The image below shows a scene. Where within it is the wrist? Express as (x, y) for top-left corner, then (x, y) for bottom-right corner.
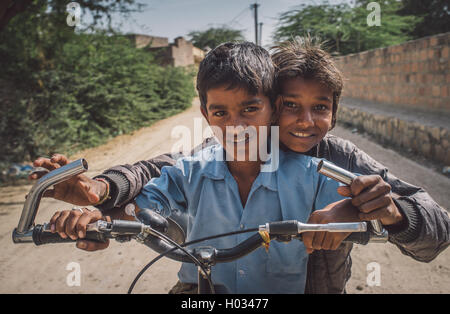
(391, 201), (406, 225)
(93, 178), (110, 205)
(89, 178), (106, 199)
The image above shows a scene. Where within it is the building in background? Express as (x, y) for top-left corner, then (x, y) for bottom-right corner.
(127, 34), (205, 67)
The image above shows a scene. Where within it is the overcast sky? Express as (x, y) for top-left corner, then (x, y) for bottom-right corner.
(109, 0), (348, 48)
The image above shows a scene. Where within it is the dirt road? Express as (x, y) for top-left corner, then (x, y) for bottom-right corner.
(1, 99), (449, 294)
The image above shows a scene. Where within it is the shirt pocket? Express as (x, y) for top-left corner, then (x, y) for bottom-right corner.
(265, 240), (308, 274)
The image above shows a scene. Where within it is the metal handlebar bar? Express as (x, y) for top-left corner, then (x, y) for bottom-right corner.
(27, 216), (369, 263)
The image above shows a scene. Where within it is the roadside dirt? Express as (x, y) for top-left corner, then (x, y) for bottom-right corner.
(1, 99), (448, 294)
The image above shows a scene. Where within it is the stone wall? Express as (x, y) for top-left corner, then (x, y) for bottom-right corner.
(338, 106), (450, 165)
(334, 32), (450, 114)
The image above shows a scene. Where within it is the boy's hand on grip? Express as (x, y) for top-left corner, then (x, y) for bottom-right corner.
(29, 154), (107, 206)
(49, 209), (110, 251)
(337, 175), (405, 226)
(303, 199), (361, 254)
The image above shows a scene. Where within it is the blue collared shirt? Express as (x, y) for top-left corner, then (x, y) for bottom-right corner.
(135, 144), (344, 293)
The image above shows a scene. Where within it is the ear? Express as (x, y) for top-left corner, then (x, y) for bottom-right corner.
(200, 105), (209, 123)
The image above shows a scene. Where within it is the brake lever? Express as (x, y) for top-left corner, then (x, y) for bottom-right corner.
(85, 220), (147, 241)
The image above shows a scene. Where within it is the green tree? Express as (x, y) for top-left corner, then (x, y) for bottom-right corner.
(273, 0), (421, 55)
(398, 0), (450, 38)
(0, 1), (196, 168)
(187, 26), (245, 49)
(0, 0), (143, 31)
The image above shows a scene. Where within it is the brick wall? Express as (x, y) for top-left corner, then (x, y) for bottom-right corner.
(334, 32), (450, 113)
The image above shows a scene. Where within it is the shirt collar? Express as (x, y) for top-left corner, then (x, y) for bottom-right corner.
(199, 144), (279, 192)
(199, 144), (227, 180)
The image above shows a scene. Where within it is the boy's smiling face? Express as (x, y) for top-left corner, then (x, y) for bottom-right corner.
(201, 86), (274, 162)
(277, 77), (334, 153)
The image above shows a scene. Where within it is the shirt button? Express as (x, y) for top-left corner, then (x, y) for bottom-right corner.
(239, 269), (245, 276)
(240, 224), (244, 229)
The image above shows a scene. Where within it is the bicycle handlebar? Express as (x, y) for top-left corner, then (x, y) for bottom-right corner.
(12, 158), (388, 267)
(29, 215), (371, 264)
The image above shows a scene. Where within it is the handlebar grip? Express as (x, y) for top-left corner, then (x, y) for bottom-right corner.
(267, 220), (299, 235)
(32, 224), (107, 246)
(342, 231), (370, 245)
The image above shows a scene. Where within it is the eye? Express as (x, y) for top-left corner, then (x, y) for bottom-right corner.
(283, 101), (298, 109)
(213, 111), (226, 117)
(313, 104), (330, 111)
(243, 106), (259, 113)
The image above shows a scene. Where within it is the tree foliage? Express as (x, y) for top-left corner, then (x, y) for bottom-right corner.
(0, 2), (196, 167)
(273, 0), (422, 55)
(187, 26), (245, 49)
(0, 0), (143, 31)
(398, 0), (450, 38)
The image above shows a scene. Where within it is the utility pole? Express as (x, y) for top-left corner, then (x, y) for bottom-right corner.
(259, 22), (263, 46)
(250, 2), (260, 45)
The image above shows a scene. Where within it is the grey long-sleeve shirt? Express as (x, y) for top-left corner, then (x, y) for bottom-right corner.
(95, 134), (450, 294)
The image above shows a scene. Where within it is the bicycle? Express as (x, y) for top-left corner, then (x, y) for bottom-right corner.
(12, 158), (388, 294)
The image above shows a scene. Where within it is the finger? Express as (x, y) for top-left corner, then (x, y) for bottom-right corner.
(359, 207), (390, 221)
(33, 158), (61, 171)
(65, 211), (83, 240)
(42, 189), (55, 198)
(302, 232), (314, 253)
(49, 211), (62, 233)
(76, 239), (110, 251)
(331, 233), (351, 250)
(28, 170), (49, 180)
(312, 231), (326, 251)
(350, 175), (382, 197)
(75, 213), (91, 239)
(321, 233), (335, 250)
(357, 196), (391, 214)
(50, 154), (70, 166)
(76, 210), (102, 239)
(352, 182), (391, 207)
(55, 210), (72, 238)
(337, 186), (352, 197)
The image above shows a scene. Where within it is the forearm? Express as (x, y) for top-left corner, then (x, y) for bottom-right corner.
(92, 138), (216, 212)
(94, 154), (177, 212)
(387, 191), (450, 262)
(319, 135), (450, 262)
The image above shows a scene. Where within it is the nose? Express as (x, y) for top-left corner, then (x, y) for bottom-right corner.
(228, 114), (248, 132)
(296, 109), (314, 128)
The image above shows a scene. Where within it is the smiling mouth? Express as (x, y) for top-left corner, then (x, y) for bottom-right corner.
(226, 133), (255, 145)
(290, 131), (315, 138)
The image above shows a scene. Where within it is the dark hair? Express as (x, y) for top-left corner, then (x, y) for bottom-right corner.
(197, 42), (276, 111)
(271, 36), (344, 129)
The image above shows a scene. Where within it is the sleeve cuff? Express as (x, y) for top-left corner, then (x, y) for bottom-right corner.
(387, 198), (422, 244)
(93, 171), (130, 213)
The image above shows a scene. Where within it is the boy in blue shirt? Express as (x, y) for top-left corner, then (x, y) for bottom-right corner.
(131, 42), (351, 293)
